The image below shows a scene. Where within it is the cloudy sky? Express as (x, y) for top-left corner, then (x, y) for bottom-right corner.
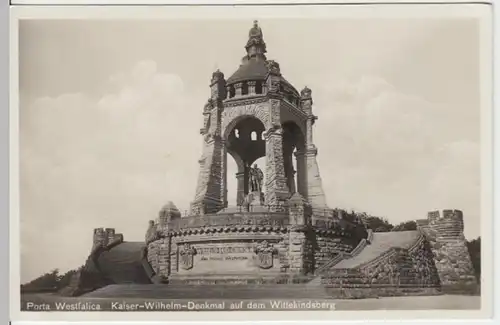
(19, 18), (481, 283)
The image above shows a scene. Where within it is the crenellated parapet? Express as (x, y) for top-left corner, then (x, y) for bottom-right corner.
(425, 209), (464, 239)
(92, 227), (124, 251)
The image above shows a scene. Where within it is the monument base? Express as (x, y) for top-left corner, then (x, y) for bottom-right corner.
(243, 191), (265, 210)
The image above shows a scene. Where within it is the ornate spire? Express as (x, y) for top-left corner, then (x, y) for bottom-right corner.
(245, 20), (267, 59)
(300, 86), (312, 99)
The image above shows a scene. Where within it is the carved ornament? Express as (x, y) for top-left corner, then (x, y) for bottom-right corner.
(179, 244), (197, 270)
(221, 103), (270, 139)
(254, 240), (277, 269)
(266, 60), (281, 75)
(223, 96), (267, 108)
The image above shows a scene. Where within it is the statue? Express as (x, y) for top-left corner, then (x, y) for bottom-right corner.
(249, 20), (263, 39)
(249, 163), (264, 193)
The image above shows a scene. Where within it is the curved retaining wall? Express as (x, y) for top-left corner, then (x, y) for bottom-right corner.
(321, 231), (441, 298)
(144, 210), (365, 283)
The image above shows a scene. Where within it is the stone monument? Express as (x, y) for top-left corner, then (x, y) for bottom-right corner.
(146, 20), (353, 284)
(67, 21), (478, 298)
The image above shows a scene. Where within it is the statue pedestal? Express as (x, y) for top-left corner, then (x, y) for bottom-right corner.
(244, 191), (265, 210)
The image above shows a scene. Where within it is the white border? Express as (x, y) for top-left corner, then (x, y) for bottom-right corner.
(8, 0), (495, 6)
(9, 3), (494, 322)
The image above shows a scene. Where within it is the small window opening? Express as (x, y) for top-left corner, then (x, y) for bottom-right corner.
(242, 83), (249, 96)
(251, 131), (257, 141)
(255, 82), (263, 94)
(235, 129), (240, 138)
(229, 86), (236, 98)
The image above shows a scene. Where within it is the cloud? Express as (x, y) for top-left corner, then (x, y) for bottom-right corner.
(20, 60), (203, 282)
(311, 76), (479, 236)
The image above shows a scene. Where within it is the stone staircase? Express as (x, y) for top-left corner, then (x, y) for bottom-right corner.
(309, 231), (421, 288)
(307, 230), (373, 286)
(317, 231), (439, 298)
(83, 284), (331, 299)
(332, 230), (419, 270)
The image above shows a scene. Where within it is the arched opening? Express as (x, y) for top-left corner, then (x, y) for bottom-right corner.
(226, 116), (266, 206)
(229, 85), (236, 98)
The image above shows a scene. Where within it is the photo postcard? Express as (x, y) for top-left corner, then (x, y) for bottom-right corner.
(9, 2), (494, 322)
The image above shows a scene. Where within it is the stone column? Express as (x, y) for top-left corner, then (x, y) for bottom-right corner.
(283, 150), (296, 194)
(220, 140), (228, 208)
(248, 81), (256, 95)
(305, 145), (328, 208)
(300, 86), (328, 209)
(190, 134), (225, 215)
(294, 150), (307, 198)
(236, 171), (246, 206)
(306, 118), (314, 146)
(264, 101), (290, 209)
(234, 83), (243, 96)
(288, 193), (313, 275)
(190, 71), (226, 215)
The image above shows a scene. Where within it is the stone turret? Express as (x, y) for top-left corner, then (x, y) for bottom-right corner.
(210, 69), (227, 102)
(428, 209), (464, 238)
(92, 227), (123, 251)
(92, 228), (107, 249)
(418, 209), (477, 291)
(105, 228), (116, 245)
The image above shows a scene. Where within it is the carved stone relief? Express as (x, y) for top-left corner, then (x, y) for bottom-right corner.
(221, 103), (270, 139)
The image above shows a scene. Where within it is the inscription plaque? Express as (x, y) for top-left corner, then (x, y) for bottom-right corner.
(176, 241), (279, 275)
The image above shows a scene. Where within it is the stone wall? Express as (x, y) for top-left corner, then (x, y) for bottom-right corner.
(407, 234), (441, 287)
(419, 210), (477, 291)
(313, 233), (357, 271)
(144, 208), (364, 282)
(168, 230), (289, 278)
(146, 237), (170, 279)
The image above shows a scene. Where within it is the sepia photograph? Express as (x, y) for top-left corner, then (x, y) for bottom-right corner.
(10, 3), (493, 321)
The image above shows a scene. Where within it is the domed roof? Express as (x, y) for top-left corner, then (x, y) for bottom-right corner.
(226, 57), (268, 84)
(226, 58), (298, 94)
(160, 201), (179, 212)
